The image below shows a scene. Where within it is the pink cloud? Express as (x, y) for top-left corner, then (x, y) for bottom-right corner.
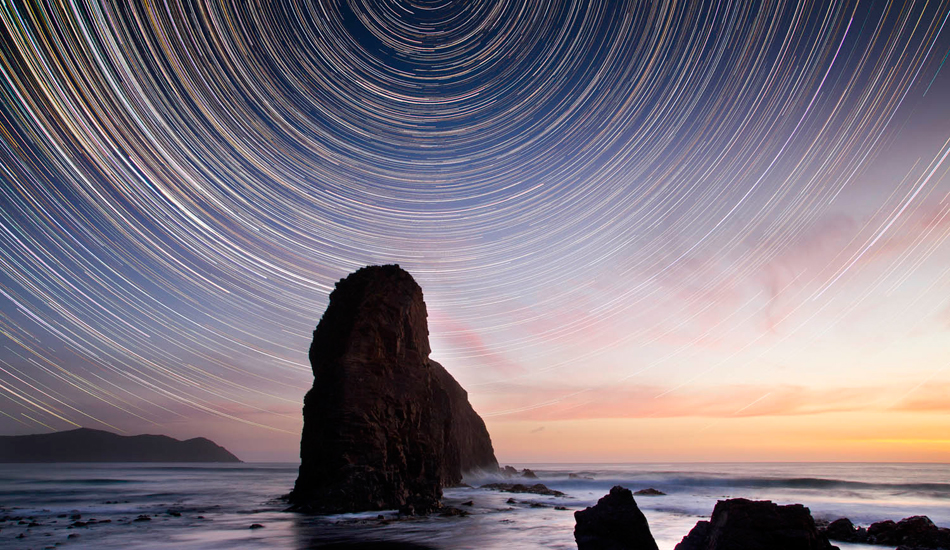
(756, 213), (857, 331)
(889, 382), (950, 412)
(427, 309), (525, 376)
(483, 382), (890, 421)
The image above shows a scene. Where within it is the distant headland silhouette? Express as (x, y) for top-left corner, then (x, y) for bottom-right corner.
(0, 427), (241, 463)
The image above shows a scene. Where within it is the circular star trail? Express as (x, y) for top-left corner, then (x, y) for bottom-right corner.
(1, 1), (949, 453)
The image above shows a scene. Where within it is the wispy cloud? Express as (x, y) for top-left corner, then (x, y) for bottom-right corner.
(483, 381), (929, 421)
(428, 309), (525, 376)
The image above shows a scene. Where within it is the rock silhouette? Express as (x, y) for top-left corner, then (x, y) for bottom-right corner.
(574, 486), (659, 550)
(289, 265), (498, 514)
(675, 498), (837, 550)
(0, 428), (240, 462)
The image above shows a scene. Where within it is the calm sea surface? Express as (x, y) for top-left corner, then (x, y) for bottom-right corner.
(1, 462), (947, 549)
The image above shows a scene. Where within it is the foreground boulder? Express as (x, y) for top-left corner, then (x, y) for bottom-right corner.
(819, 515), (950, 548)
(288, 265), (498, 514)
(866, 515), (950, 548)
(675, 498), (837, 550)
(574, 486), (659, 550)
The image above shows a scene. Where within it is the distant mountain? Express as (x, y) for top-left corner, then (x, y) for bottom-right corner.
(0, 428), (241, 463)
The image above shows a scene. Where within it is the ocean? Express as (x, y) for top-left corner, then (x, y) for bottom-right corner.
(1, 462), (947, 549)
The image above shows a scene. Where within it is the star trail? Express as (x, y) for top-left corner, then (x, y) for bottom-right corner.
(1, 1), (950, 460)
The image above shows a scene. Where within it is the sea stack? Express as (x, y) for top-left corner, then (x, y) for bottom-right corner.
(289, 265), (498, 514)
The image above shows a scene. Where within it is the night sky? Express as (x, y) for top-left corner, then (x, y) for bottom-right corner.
(2, 1), (950, 462)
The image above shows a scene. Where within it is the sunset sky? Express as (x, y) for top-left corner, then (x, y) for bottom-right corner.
(1, 1), (949, 463)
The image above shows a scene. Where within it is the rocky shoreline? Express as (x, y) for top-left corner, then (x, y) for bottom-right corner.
(310, 481), (950, 550)
(3, 467), (948, 549)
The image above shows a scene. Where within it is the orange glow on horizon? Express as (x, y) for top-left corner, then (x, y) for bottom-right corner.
(486, 411), (950, 464)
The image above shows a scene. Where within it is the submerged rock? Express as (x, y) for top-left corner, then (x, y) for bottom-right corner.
(674, 498), (837, 550)
(289, 265), (498, 514)
(574, 486), (659, 550)
(480, 483), (565, 497)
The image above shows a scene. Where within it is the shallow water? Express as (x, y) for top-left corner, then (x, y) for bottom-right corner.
(1, 462), (947, 549)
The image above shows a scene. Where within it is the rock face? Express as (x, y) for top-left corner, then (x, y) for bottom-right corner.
(574, 486), (659, 550)
(674, 498), (837, 550)
(0, 428), (240, 462)
(430, 359), (498, 476)
(288, 265), (498, 514)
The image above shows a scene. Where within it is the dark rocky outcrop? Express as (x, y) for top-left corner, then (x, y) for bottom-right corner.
(633, 488), (665, 496)
(866, 516), (950, 548)
(867, 519), (898, 541)
(674, 498), (837, 550)
(821, 517), (868, 543)
(288, 265), (498, 514)
(0, 428), (240, 462)
(819, 515), (950, 548)
(574, 486), (659, 550)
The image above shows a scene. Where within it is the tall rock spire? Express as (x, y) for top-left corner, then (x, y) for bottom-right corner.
(289, 265), (498, 513)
